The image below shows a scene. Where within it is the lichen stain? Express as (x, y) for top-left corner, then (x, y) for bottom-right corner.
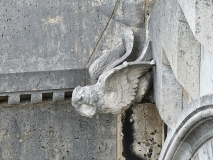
(42, 16), (66, 33)
(42, 16), (63, 25)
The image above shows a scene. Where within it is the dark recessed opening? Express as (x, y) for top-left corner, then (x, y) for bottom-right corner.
(122, 105), (144, 160)
(65, 91), (72, 100)
(0, 96), (8, 104)
(42, 92), (53, 101)
(20, 94), (31, 103)
(164, 123), (168, 141)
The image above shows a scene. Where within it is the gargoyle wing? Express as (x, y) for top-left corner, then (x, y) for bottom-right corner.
(89, 40), (125, 79)
(99, 60), (155, 114)
(89, 27), (134, 80)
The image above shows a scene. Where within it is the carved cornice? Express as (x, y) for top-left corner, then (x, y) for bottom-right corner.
(0, 69), (85, 105)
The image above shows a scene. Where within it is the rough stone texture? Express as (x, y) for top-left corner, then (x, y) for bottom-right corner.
(131, 103), (163, 160)
(191, 137), (213, 160)
(8, 94), (20, 105)
(200, 45), (213, 97)
(87, 0), (147, 72)
(178, 0), (196, 33)
(31, 92), (43, 104)
(0, 0), (150, 103)
(0, 102), (116, 160)
(158, 94), (213, 160)
(161, 50), (183, 127)
(0, 0), (153, 159)
(0, 0), (118, 73)
(150, 0), (201, 99)
(177, 7), (200, 98)
(149, 0), (182, 125)
(179, 0), (213, 54)
(149, 0), (205, 127)
(149, 5), (183, 127)
(195, 0), (213, 54)
(0, 70), (85, 93)
(53, 91), (65, 102)
(143, 0), (213, 159)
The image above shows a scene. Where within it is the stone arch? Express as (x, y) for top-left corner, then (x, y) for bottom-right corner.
(159, 94), (213, 160)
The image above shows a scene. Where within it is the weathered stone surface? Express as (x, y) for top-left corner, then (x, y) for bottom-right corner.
(0, 0), (153, 159)
(149, 0), (204, 127)
(72, 61), (154, 117)
(179, 0), (213, 54)
(149, 0), (182, 127)
(161, 50), (183, 127)
(178, 0), (196, 33)
(31, 92), (43, 104)
(53, 91), (65, 102)
(177, 7), (200, 98)
(0, 70), (85, 93)
(159, 94), (213, 160)
(195, 0), (213, 53)
(0, 102), (116, 160)
(200, 45), (213, 96)
(131, 103), (163, 160)
(191, 137), (213, 160)
(8, 94), (20, 105)
(0, 0), (118, 73)
(149, 4), (183, 127)
(87, 0), (147, 71)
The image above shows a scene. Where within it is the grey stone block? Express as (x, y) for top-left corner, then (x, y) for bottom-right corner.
(161, 50), (183, 127)
(179, 0), (213, 54)
(178, 0), (196, 33)
(0, 103), (117, 160)
(8, 94), (20, 105)
(53, 91), (64, 102)
(200, 45), (213, 96)
(0, 0), (118, 74)
(131, 103), (163, 160)
(0, 69), (85, 93)
(177, 7), (200, 98)
(31, 92), (42, 104)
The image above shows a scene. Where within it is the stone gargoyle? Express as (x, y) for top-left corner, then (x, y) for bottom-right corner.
(72, 28), (155, 118)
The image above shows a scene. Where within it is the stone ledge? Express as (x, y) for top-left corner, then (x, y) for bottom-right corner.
(0, 69), (85, 93)
(0, 89), (73, 106)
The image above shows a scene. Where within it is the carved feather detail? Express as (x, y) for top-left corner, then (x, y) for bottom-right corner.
(89, 40), (125, 79)
(72, 60), (155, 118)
(72, 25), (155, 118)
(89, 27), (134, 80)
(98, 61), (154, 114)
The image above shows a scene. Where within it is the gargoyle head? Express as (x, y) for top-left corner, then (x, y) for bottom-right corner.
(72, 86), (99, 118)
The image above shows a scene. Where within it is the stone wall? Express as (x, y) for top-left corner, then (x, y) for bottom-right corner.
(5, 0), (213, 158)
(149, 0), (213, 159)
(120, 103), (163, 160)
(0, 102), (116, 160)
(0, 0), (165, 160)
